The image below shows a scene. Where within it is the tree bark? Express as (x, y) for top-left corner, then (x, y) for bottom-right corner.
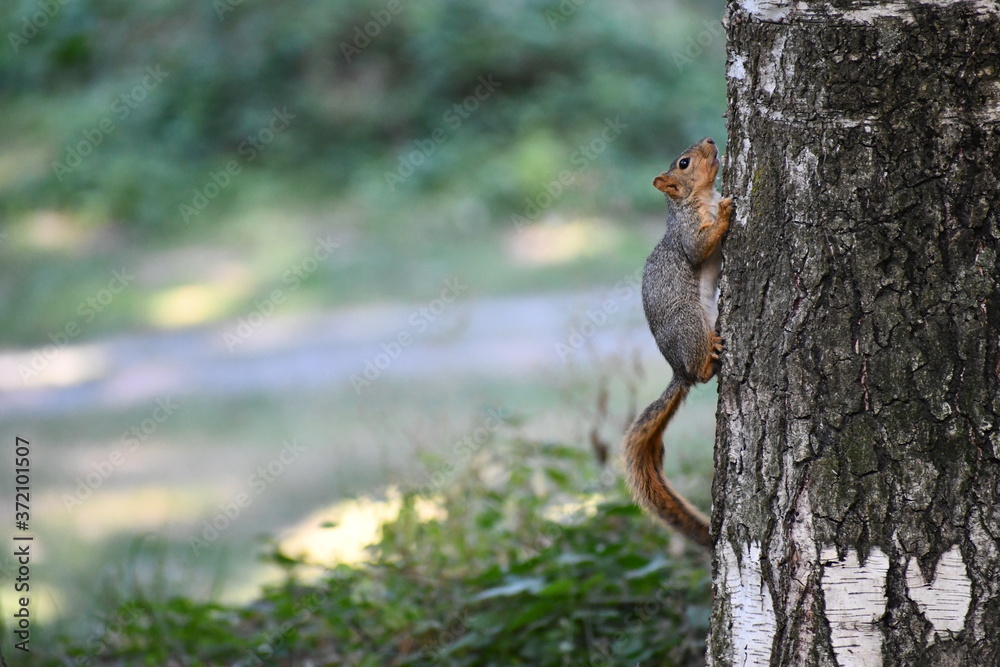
(709, 1), (1000, 665)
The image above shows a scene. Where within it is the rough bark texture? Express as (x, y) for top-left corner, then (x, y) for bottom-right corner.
(709, 1), (1000, 665)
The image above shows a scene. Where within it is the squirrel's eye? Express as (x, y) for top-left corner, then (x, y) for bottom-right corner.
(678, 158), (690, 169)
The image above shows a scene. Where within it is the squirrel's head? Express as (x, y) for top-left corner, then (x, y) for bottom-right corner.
(653, 137), (720, 202)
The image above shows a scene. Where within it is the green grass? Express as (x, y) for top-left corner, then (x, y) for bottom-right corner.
(39, 435), (712, 666)
(8, 370), (716, 660)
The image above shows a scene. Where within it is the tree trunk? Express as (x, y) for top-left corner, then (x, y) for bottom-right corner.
(709, 1), (1000, 665)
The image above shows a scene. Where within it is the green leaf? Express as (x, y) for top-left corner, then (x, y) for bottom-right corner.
(616, 554), (650, 570)
(508, 600), (556, 631)
(625, 555), (670, 579)
(537, 579), (574, 597)
(544, 466), (572, 487)
(554, 552), (594, 566)
(472, 577), (545, 601)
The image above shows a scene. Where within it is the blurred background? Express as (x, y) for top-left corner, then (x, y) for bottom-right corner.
(0, 0), (726, 657)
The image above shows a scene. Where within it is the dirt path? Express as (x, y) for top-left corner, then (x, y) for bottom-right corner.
(0, 289), (655, 416)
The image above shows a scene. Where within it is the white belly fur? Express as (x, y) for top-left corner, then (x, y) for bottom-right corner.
(699, 248), (721, 331)
(698, 190), (723, 330)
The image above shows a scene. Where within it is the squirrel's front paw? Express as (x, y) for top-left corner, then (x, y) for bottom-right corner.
(717, 197), (733, 227)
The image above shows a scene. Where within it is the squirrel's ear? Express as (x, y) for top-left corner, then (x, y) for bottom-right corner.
(653, 174), (682, 198)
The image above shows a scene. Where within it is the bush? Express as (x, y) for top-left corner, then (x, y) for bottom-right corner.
(51, 438), (711, 665)
(1, 0), (726, 235)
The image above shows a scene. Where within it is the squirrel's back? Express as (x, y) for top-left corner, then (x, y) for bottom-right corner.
(642, 205), (711, 383)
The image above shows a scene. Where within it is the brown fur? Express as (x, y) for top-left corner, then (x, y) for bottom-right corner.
(623, 137), (731, 550)
(624, 377), (711, 548)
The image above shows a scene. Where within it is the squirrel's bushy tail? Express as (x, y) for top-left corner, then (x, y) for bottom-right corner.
(624, 376), (712, 549)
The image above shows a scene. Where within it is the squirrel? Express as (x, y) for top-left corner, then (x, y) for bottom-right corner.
(624, 136), (731, 550)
